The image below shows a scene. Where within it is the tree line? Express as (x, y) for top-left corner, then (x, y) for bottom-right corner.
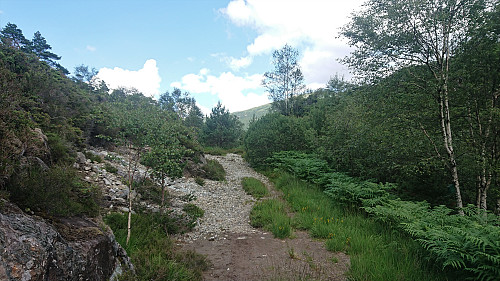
(246, 0), (500, 213)
(0, 22), (243, 218)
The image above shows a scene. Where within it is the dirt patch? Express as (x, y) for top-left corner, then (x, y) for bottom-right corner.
(181, 231), (349, 280)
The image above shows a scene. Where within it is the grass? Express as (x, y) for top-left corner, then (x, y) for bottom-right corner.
(195, 177), (205, 186)
(241, 177), (269, 199)
(104, 212), (209, 280)
(250, 199), (291, 239)
(202, 159), (226, 181)
(268, 171), (448, 281)
(203, 146), (245, 156)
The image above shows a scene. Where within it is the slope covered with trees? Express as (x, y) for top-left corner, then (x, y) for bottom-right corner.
(244, 1), (500, 280)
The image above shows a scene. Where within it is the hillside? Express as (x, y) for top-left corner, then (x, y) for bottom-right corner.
(232, 103), (272, 129)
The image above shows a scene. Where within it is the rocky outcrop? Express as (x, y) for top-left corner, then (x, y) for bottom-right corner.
(0, 200), (133, 281)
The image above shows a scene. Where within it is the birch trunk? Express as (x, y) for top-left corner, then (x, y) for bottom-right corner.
(439, 84), (464, 214)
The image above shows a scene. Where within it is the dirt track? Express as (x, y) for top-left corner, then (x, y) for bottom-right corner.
(179, 154), (350, 281)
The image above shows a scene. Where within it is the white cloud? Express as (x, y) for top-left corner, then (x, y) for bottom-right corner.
(86, 45), (96, 52)
(171, 69), (269, 113)
(97, 59), (161, 98)
(229, 56), (253, 71)
(221, 0), (365, 84)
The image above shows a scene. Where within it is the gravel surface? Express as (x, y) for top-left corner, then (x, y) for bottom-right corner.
(174, 154), (273, 241)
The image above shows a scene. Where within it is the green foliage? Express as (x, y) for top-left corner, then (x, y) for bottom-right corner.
(271, 152), (500, 281)
(244, 113), (310, 167)
(183, 203), (205, 229)
(367, 201), (500, 281)
(201, 102), (243, 149)
(241, 177), (268, 199)
(202, 146), (228, 156)
(46, 133), (74, 165)
(84, 151), (103, 163)
(104, 212), (209, 280)
(272, 171), (446, 281)
(104, 163), (118, 174)
(194, 177), (205, 186)
(250, 199), (291, 239)
(202, 159), (226, 181)
(262, 44), (305, 116)
(269, 151), (395, 207)
(8, 165), (99, 217)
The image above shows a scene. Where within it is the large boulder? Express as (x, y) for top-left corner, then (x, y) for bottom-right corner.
(0, 200), (132, 281)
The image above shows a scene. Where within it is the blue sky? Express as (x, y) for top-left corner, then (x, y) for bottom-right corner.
(0, 0), (365, 113)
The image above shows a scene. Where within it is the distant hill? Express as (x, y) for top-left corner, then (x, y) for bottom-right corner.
(232, 103), (272, 129)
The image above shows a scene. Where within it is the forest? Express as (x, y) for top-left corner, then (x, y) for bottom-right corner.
(0, 0), (499, 280)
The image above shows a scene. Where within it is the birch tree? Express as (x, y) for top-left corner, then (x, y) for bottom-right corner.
(262, 44), (305, 116)
(341, 0), (494, 213)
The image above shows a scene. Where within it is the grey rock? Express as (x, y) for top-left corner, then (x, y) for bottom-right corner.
(76, 152), (86, 164)
(0, 200), (133, 281)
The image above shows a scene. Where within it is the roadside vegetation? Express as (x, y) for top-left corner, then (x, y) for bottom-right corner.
(250, 198), (291, 239)
(241, 177), (269, 199)
(104, 212), (209, 281)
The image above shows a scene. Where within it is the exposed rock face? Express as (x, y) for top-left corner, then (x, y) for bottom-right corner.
(0, 200), (132, 281)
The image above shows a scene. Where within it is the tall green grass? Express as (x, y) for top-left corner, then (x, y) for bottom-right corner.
(104, 212), (209, 280)
(241, 177), (269, 199)
(271, 172), (447, 281)
(250, 199), (291, 239)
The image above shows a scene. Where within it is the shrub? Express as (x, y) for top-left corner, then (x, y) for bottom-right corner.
(183, 203), (205, 229)
(202, 146), (227, 156)
(7, 164), (99, 217)
(202, 159), (225, 181)
(84, 151), (103, 163)
(241, 177), (268, 199)
(270, 152), (500, 281)
(104, 162), (118, 174)
(194, 177), (205, 186)
(244, 113), (310, 167)
(46, 132), (74, 164)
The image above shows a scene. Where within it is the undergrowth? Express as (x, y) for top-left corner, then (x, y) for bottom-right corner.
(270, 171), (447, 281)
(7, 164), (100, 217)
(269, 151), (500, 281)
(104, 212), (209, 280)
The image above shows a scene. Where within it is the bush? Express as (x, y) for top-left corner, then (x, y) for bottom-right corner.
(7, 164), (99, 217)
(244, 113), (310, 167)
(202, 159), (225, 181)
(84, 151), (103, 163)
(104, 162), (118, 174)
(195, 177), (205, 186)
(241, 177), (268, 199)
(183, 203), (205, 229)
(366, 202), (500, 281)
(46, 132), (74, 164)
